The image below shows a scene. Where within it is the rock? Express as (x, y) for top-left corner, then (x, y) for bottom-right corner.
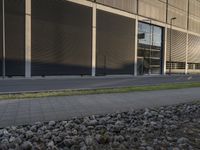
(43, 132), (51, 139)
(150, 121), (157, 126)
(117, 114), (121, 119)
(114, 135), (125, 143)
(95, 134), (102, 143)
(115, 121), (124, 126)
(170, 125), (178, 129)
(70, 144), (80, 150)
(1, 139), (9, 146)
(21, 141), (33, 150)
(10, 126), (17, 131)
(158, 115), (164, 119)
(87, 120), (98, 126)
(112, 141), (120, 148)
(9, 136), (16, 143)
(63, 139), (73, 147)
(53, 136), (62, 143)
(119, 144), (126, 150)
(47, 141), (55, 147)
(0, 129), (10, 137)
(26, 130), (34, 138)
(15, 137), (22, 145)
(80, 145), (87, 150)
(95, 134), (109, 144)
(48, 121), (56, 126)
(35, 121), (42, 126)
(72, 129), (78, 135)
(0, 144), (8, 150)
(146, 146), (154, 150)
(79, 125), (87, 132)
(30, 125), (37, 132)
(177, 137), (189, 144)
(85, 136), (93, 146)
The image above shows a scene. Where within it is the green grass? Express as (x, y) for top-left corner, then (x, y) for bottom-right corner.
(0, 82), (200, 100)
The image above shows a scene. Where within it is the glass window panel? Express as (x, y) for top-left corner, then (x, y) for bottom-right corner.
(151, 51), (161, 58)
(151, 59), (161, 65)
(138, 22), (163, 75)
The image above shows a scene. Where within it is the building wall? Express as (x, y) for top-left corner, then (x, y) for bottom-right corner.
(138, 0), (166, 22)
(189, 0), (200, 34)
(5, 0), (25, 76)
(96, 0), (137, 14)
(167, 0), (188, 29)
(31, 0), (92, 76)
(0, 0), (200, 77)
(0, 0), (2, 76)
(96, 10), (135, 75)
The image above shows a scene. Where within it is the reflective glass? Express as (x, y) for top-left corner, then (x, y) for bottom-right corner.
(137, 22), (163, 75)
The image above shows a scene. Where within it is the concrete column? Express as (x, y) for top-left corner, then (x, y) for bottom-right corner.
(134, 18), (138, 76)
(92, 4), (96, 77)
(163, 26), (168, 75)
(185, 32), (188, 74)
(25, 0), (31, 78)
(2, 0), (5, 78)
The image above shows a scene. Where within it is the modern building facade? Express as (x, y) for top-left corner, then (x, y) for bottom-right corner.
(0, 0), (200, 78)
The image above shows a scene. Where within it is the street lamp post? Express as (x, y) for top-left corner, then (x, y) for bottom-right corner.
(169, 17), (176, 75)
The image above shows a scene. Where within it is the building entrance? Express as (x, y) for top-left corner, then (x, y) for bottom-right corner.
(137, 22), (163, 75)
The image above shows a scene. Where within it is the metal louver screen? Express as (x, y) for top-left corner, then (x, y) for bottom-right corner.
(96, 10), (135, 75)
(188, 34), (200, 63)
(31, 0), (92, 76)
(5, 0), (25, 76)
(96, 0), (137, 14)
(166, 29), (186, 62)
(0, 0), (2, 76)
(138, 0), (166, 22)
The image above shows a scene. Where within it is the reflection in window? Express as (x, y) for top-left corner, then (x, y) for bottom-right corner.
(137, 22), (163, 75)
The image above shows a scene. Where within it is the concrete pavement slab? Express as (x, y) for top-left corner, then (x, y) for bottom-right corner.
(0, 87), (200, 127)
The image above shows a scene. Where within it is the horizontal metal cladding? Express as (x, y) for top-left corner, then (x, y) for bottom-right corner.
(5, 0), (25, 76)
(0, 0), (2, 76)
(166, 29), (187, 62)
(31, 0), (92, 76)
(167, 0), (188, 29)
(96, 10), (135, 75)
(138, 0), (166, 22)
(189, 0), (200, 34)
(188, 34), (200, 63)
(96, 0), (137, 14)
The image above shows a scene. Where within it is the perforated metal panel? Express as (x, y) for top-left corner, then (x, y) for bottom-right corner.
(189, 0), (200, 34)
(5, 0), (25, 76)
(31, 0), (92, 76)
(96, 0), (137, 14)
(96, 10), (135, 75)
(138, 0), (166, 22)
(188, 34), (200, 63)
(167, 0), (188, 29)
(0, 0), (2, 76)
(166, 29), (187, 62)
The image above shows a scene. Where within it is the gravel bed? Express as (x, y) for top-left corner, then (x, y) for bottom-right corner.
(0, 101), (200, 150)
